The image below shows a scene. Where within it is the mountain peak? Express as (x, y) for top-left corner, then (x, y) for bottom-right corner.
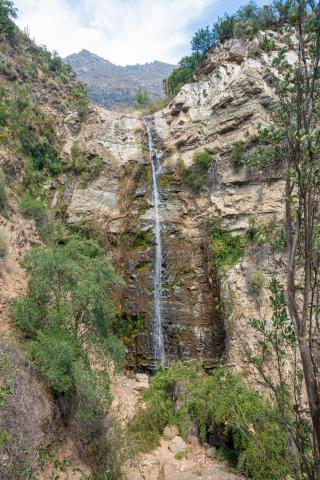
(64, 50), (176, 109)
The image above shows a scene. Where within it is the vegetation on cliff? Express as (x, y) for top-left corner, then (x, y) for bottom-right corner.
(164, 0), (298, 96)
(128, 362), (293, 479)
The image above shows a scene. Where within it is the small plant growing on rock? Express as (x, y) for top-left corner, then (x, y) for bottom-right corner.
(248, 270), (265, 302)
(179, 151), (213, 193)
(209, 220), (246, 275)
(230, 141), (246, 169)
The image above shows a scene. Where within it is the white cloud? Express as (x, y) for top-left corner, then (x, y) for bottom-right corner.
(14, 0), (217, 65)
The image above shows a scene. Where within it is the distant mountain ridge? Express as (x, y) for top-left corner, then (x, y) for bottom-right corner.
(64, 49), (176, 109)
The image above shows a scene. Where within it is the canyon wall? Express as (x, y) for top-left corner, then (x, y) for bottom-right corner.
(63, 32), (286, 373)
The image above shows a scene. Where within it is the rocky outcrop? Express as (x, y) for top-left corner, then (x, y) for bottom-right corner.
(153, 34), (285, 375)
(63, 105), (224, 369)
(61, 32), (286, 374)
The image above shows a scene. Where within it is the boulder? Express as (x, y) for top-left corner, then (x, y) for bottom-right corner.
(168, 436), (187, 454)
(206, 446), (217, 459)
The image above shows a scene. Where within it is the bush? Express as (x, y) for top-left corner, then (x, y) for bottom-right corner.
(209, 220), (246, 275)
(71, 85), (89, 120)
(11, 238), (124, 421)
(128, 363), (293, 479)
(69, 143), (104, 180)
(179, 151), (213, 193)
(230, 141), (247, 169)
(0, 0), (17, 42)
(249, 270), (265, 300)
(164, 54), (199, 97)
(133, 88), (149, 107)
(18, 194), (47, 225)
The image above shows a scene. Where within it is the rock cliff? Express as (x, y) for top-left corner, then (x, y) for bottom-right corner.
(62, 32), (286, 373)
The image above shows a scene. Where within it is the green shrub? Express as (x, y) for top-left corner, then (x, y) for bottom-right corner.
(18, 194), (47, 224)
(128, 362), (293, 479)
(69, 143), (104, 180)
(179, 151), (213, 193)
(126, 231), (152, 250)
(133, 88), (149, 107)
(249, 270), (265, 300)
(127, 366), (175, 452)
(260, 35), (276, 52)
(164, 54), (199, 97)
(11, 238), (124, 420)
(246, 215), (266, 244)
(210, 221), (246, 275)
(174, 451), (186, 460)
(230, 142), (247, 169)
(71, 85), (89, 120)
(0, 0), (17, 42)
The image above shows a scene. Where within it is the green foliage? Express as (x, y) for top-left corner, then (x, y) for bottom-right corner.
(164, 54), (199, 97)
(246, 215), (267, 245)
(2, 83), (61, 179)
(270, 226), (286, 252)
(179, 150), (213, 193)
(69, 143), (104, 180)
(164, 1), (289, 97)
(71, 85), (89, 120)
(158, 173), (174, 188)
(0, 353), (14, 449)
(133, 88), (149, 107)
(191, 26), (215, 56)
(11, 237), (125, 420)
(260, 35), (276, 52)
(248, 270), (265, 302)
(209, 220), (246, 275)
(126, 230), (152, 250)
(174, 451), (186, 460)
(18, 194), (47, 225)
(114, 313), (144, 347)
(128, 362), (293, 479)
(0, 353), (13, 405)
(0, 0), (17, 42)
(230, 142), (247, 169)
(127, 366), (175, 452)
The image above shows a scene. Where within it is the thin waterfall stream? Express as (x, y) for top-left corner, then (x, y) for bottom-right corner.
(144, 120), (165, 366)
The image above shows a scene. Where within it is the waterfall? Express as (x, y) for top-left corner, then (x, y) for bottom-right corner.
(144, 120), (165, 367)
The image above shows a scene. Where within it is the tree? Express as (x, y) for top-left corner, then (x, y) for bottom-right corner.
(11, 237), (124, 419)
(133, 88), (149, 107)
(0, 0), (17, 40)
(191, 26), (215, 56)
(249, 2), (320, 478)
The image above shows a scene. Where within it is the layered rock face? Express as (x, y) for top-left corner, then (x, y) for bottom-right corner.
(65, 107), (224, 369)
(153, 35), (285, 374)
(64, 33), (285, 372)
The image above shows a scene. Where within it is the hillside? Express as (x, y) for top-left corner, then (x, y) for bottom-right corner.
(64, 49), (175, 108)
(2, 0), (320, 479)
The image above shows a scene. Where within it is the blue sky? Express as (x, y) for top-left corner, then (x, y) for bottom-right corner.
(14, 0), (270, 66)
